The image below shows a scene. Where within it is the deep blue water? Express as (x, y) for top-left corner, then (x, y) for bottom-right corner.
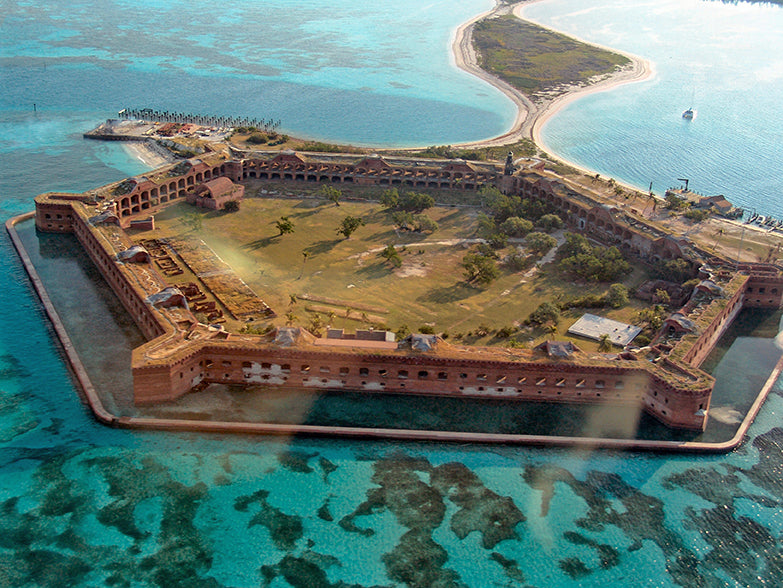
(2, 1), (783, 586)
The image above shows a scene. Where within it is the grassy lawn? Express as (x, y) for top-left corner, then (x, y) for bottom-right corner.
(138, 195), (651, 349)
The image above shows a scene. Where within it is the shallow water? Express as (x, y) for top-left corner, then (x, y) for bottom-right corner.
(3, 1), (783, 585)
(523, 0), (783, 218)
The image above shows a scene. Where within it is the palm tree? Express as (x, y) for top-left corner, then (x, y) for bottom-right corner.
(298, 250), (309, 279)
(598, 333), (613, 352)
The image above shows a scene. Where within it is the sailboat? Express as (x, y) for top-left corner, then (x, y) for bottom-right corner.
(682, 85), (696, 119)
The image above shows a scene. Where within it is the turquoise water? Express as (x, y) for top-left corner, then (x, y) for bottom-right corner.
(3, 1), (783, 586)
(522, 0), (783, 218)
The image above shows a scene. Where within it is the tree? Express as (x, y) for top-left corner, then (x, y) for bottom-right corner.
(476, 212), (497, 239)
(537, 213), (563, 232)
(528, 301), (560, 326)
(380, 188), (399, 209)
(462, 252), (499, 285)
(275, 216), (295, 236)
(412, 214), (438, 233)
(337, 215), (364, 239)
(598, 333), (613, 352)
(298, 250), (309, 279)
(500, 216), (533, 238)
(391, 210), (414, 230)
(505, 250), (531, 271)
(654, 288), (671, 306)
(653, 258), (693, 283)
(559, 243), (631, 282)
(605, 283), (629, 308)
(320, 184), (342, 206)
(557, 233), (592, 259)
(380, 244), (402, 267)
(525, 232), (557, 255)
(398, 192), (434, 213)
(246, 133), (268, 145)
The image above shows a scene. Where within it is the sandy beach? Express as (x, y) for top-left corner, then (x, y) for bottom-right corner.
(451, 0), (653, 152)
(122, 140), (178, 169)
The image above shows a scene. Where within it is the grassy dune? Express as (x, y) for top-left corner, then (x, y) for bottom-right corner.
(473, 15), (631, 100)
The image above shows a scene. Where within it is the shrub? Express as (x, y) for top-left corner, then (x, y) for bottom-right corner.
(247, 133), (268, 145)
(605, 283), (629, 308)
(528, 301), (560, 325)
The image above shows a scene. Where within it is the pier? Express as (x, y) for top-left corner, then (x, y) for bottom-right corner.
(117, 108), (281, 132)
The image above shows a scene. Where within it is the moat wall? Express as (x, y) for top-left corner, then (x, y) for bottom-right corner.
(30, 153), (783, 433)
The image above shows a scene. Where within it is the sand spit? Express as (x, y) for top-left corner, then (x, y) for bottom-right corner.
(451, 0), (653, 150)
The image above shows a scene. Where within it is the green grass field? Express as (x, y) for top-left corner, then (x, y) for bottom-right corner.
(141, 197), (650, 348)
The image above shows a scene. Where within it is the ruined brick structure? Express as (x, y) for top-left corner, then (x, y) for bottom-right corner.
(33, 151), (783, 431)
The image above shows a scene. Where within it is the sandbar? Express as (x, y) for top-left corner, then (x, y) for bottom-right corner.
(450, 0), (653, 153)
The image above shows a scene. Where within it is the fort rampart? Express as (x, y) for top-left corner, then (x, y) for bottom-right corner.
(31, 150), (783, 432)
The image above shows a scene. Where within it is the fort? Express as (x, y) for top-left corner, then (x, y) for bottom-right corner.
(25, 144), (783, 440)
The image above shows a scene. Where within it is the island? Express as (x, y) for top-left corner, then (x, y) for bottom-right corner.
(7, 2), (783, 451)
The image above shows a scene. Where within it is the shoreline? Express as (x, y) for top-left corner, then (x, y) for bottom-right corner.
(121, 139), (179, 169)
(450, 0), (654, 164)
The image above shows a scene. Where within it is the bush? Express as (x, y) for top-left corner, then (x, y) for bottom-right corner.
(537, 213), (563, 232)
(247, 133), (268, 145)
(462, 252), (500, 285)
(528, 301), (560, 325)
(500, 216), (533, 237)
(605, 283), (629, 308)
(525, 232), (557, 255)
(418, 325), (435, 334)
(684, 208), (709, 222)
(559, 244), (630, 282)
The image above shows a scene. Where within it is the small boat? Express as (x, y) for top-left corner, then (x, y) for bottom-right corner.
(682, 108), (694, 119)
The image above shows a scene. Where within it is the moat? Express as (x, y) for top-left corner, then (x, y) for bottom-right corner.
(14, 194), (782, 447)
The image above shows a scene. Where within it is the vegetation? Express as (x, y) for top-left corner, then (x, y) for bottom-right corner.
(147, 198), (651, 350)
(652, 258), (694, 283)
(665, 192), (689, 211)
(182, 211), (203, 232)
(462, 251), (500, 286)
(500, 216), (533, 237)
(472, 16), (631, 99)
(528, 301), (560, 326)
(276, 216), (295, 236)
(557, 233), (630, 282)
(525, 232), (557, 256)
(380, 244), (402, 268)
(405, 139), (537, 162)
(247, 133), (268, 145)
(320, 184), (342, 206)
(336, 216), (364, 239)
(223, 200), (239, 213)
(684, 208), (709, 222)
